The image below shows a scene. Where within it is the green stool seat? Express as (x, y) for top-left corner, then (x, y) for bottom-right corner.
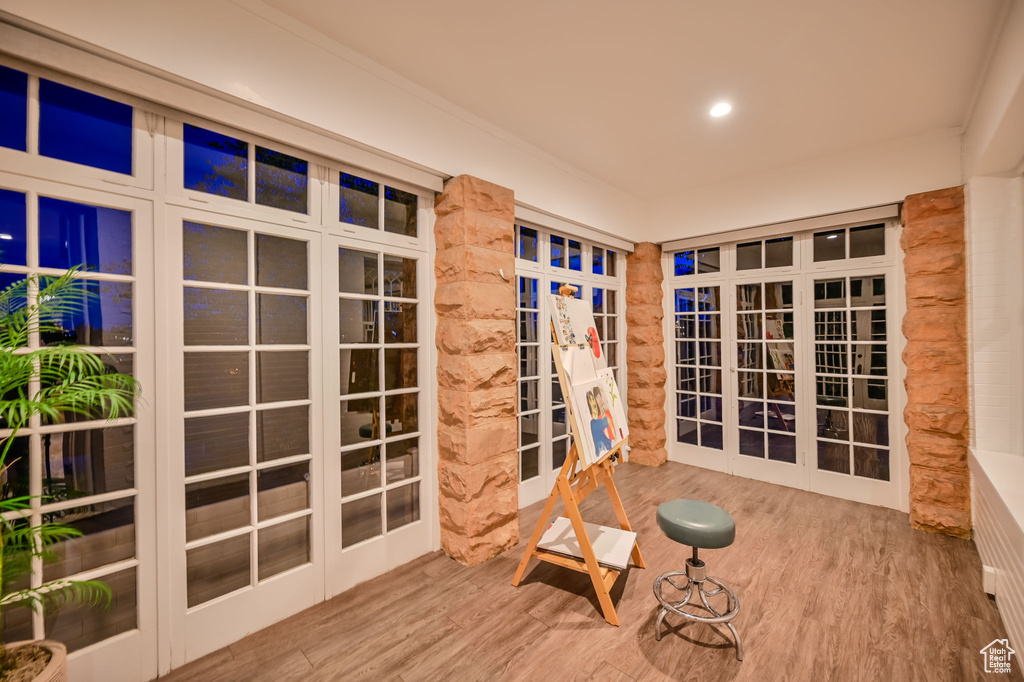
(657, 499), (735, 549)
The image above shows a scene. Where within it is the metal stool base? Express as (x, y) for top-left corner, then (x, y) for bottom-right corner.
(653, 557), (743, 661)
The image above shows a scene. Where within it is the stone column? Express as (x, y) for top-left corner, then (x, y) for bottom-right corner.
(626, 242), (668, 466)
(901, 186), (970, 538)
(434, 175), (519, 565)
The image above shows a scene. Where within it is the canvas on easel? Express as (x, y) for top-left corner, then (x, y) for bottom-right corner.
(511, 285), (644, 627)
(550, 294), (607, 369)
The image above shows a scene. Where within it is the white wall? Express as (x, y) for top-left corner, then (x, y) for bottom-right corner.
(967, 176), (1024, 456)
(646, 129), (962, 242)
(0, 0), (643, 242)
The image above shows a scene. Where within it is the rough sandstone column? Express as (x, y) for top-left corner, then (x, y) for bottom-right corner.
(626, 242), (668, 466)
(901, 186), (970, 538)
(434, 175), (519, 565)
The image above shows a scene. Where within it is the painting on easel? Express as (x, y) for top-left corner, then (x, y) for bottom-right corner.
(570, 377), (623, 466)
(550, 294), (606, 369)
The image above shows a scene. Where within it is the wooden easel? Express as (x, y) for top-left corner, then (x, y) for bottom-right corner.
(511, 288), (645, 626)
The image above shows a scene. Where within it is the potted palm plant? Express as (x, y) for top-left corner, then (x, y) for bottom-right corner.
(0, 269), (138, 681)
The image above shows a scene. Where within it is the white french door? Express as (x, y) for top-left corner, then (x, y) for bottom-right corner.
(667, 227), (903, 509)
(322, 236), (433, 597)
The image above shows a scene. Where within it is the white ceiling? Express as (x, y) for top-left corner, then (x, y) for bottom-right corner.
(263, 0), (1004, 200)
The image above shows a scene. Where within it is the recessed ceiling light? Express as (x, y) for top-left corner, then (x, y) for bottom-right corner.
(826, 234), (839, 240)
(709, 102), (732, 118)
(0, 234), (12, 241)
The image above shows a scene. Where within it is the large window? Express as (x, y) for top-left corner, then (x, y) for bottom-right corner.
(665, 218), (900, 508)
(514, 223), (625, 506)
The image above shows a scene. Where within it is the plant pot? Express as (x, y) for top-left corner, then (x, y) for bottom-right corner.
(6, 640), (67, 682)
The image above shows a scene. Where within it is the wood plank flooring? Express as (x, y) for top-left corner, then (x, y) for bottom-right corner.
(160, 461), (1022, 681)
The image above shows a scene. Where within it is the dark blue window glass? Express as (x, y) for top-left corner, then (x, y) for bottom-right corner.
(340, 172), (379, 227)
(0, 272), (27, 322)
(39, 279), (132, 346)
(0, 65), (28, 152)
(38, 197), (132, 275)
(551, 235), (565, 268)
(568, 239), (582, 271)
(592, 248), (604, 275)
(256, 146), (307, 214)
(592, 288), (604, 311)
(674, 251), (695, 276)
(184, 124), (248, 200)
(38, 79), (132, 175)
(675, 288), (696, 313)
(0, 189), (27, 266)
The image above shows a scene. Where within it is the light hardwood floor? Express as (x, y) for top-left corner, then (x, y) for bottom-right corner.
(160, 461), (1022, 681)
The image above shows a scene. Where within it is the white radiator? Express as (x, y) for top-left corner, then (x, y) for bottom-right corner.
(971, 448), (1024, 652)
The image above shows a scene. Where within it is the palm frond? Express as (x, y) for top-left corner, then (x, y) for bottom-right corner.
(1, 579), (111, 614)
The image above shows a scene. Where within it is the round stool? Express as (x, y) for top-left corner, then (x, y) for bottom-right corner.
(653, 499), (743, 661)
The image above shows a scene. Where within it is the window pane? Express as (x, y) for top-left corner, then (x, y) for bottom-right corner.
(340, 398), (378, 447)
(183, 221), (248, 285)
(849, 224), (885, 258)
(258, 294), (307, 345)
(764, 282), (793, 309)
(255, 146), (307, 213)
(257, 351), (308, 403)
(340, 172), (379, 227)
(385, 348), (417, 391)
(257, 462), (309, 521)
(520, 446), (539, 481)
(0, 65), (28, 152)
(736, 242), (760, 270)
(592, 247), (604, 274)
(38, 197), (132, 274)
(46, 566), (137, 652)
(568, 240), (582, 271)
(814, 279), (846, 308)
(183, 123), (247, 200)
(185, 473), (250, 542)
(339, 248), (378, 295)
(42, 498), (135, 582)
(256, 234), (307, 290)
(341, 348), (379, 395)
(187, 535), (249, 607)
(387, 482), (420, 530)
(607, 251), (616, 277)
(184, 351), (249, 411)
(341, 445), (380, 496)
(739, 429), (763, 457)
(184, 287), (248, 345)
(817, 409), (849, 440)
(765, 237), (793, 268)
(854, 446), (890, 481)
(342, 493), (381, 547)
(674, 251), (694, 276)
(384, 302), (416, 343)
(39, 280), (133, 347)
(518, 226), (538, 262)
(257, 405), (309, 462)
(818, 441), (850, 473)
(385, 393), (418, 437)
(814, 229), (845, 262)
(768, 432), (796, 463)
(697, 248), (720, 273)
(387, 437), (419, 484)
(40, 426), (135, 498)
(0, 188), (27, 266)
(550, 235), (565, 268)
(258, 516), (309, 580)
(185, 412), (249, 476)
(39, 79), (132, 175)
(384, 186), (417, 237)
(383, 255), (416, 298)
(340, 299), (377, 344)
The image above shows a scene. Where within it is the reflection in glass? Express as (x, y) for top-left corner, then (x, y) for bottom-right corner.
(698, 287), (719, 311)
(183, 123), (247, 199)
(384, 186), (417, 236)
(737, 284), (761, 311)
(697, 314), (720, 339)
(520, 345), (538, 378)
(853, 378), (888, 410)
(256, 234), (307, 290)
(675, 317), (695, 341)
(39, 197), (132, 274)
(815, 311), (846, 340)
(768, 433), (796, 463)
(568, 240), (582, 271)
(183, 221), (247, 285)
(677, 419), (697, 445)
(519, 277), (538, 308)
(816, 375), (848, 407)
(701, 423), (723, 450)
(737, 343), (762, 370)
(342, 494), (381, 547)
(699, 341), (721, 367)
(817, 409), (849, 441)
(520, 379), (539, 412)
(518, 226), (538, 262)
(697, 248), (720, 273)
(258, 294), (307, 345)
(255, 146), (307, 213)
(816, 344), (847, 374)
(257, 351), (308, 403)
(814, 279), (846, 308)
(520, 414), (540, 447)
(387, 482), (420, 530)
(738, 372), (763, 399)
(739, 429), (763, 457)
(764, 282), (793, 310)
(767, 402), (797, 431)
(341, 348), (379, 397)
(184, 352), (248, 411)
(736, 242), (760, 270)
(676, 366), (695, 392)
(46, 567), (137, 651)
(854, 446), (890, 480)
(385, 348), (417, 391)
(187, 535), (249, 607)
(766, 373), (795, 402)
(765, 312), (793, 339)
(550, 235), (565, 268)
(520, 447), (539, 481)
(737, 314), (761, 340)
(257, 405), (309, 462)
(340, 173), (379, 227)
(383, 255), (416, 298)
(675, 288), (696, 313)
(814, 229), (845, 262)
(853, 412), (889, 446)
(699, 369), (721, 394)
(42, 498), (134, 581)
(385, 302), (416, 343)
(258, 516), (309, 580)
(849, 224), (885, 258)
(592, 246), (604, 274)
(765, 237), (793, 268)
(184, 288), (248, 346)
(385, 393), (418, 437)
(257, 462), (309, 521)
(552, 438), (568, 468)
(818, 441), (849, 474)
(185, 473), (250, 541)
(0, 189), (27, 267)
(37, 426), (134, 499)
(40, 79), (132, 175)
(186, 412), (249, 476)
(342, 445), (380, 496)
(387, 437), (419, 483)
(677, 394), (697, 419)
(0, 65), (28, 152)
(340, 299), (378, 344)
(39, 280), (133, 347)
(850, 276), (885, 306)
(738, 401), (763, 429)
(340, 398), (377, 447)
